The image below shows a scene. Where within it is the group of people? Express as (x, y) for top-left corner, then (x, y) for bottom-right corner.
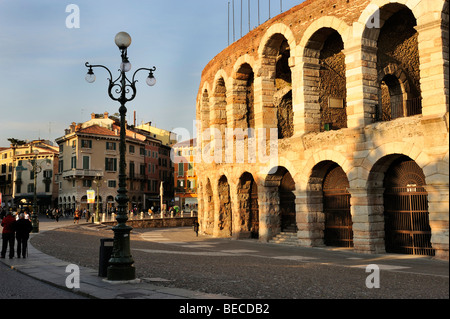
(1, 211), (33, 259)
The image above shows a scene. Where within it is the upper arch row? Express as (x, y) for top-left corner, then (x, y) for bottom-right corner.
(198, 0), (447, 109)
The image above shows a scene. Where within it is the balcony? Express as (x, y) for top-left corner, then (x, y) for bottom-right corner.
(62, 169), (104, 179)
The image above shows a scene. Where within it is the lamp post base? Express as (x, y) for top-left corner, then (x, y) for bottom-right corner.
(31, 213), (39, 233)
(107, 264), (136, 281)
(107, 223), (135, 281)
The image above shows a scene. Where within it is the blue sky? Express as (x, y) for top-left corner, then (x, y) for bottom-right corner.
(0, 0), (302, 146)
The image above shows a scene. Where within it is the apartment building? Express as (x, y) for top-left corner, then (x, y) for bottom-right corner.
(0, 140), (59, 212)
(55, 113), (174, 214)
(172, 138), (197, 212)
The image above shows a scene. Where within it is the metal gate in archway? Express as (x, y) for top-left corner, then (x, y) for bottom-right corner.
(323, 166), (353, 247)
(384, 159), (434, 256)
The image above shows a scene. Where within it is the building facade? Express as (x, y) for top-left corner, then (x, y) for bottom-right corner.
(195, 0), (449, 259)
(0, 140), (59, 212)
(55, 113), (174, 214)
(172, 138), (198, 212)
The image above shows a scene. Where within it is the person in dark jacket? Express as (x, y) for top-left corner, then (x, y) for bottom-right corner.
(1, 211), (16, 259)
(15, 213), (33, 258)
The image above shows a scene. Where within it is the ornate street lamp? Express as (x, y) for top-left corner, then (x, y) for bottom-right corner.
(93, 174), (103, 224)
(29, 150), (42, 233)
(85, 31), (156, 281)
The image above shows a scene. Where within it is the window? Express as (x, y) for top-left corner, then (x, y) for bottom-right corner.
(129, 161), (135, 177)
(82, 156), (90, 170)
(105, 158), (117, 171)
(72, 140), (77, 148)
(83, 180), (92, 187)
(106, 142), (116, 150)
(129, 145), (135, 154)
(27, 183), (34, 193)
(71, 156), (77, 169)
(45, 181), (51, 193)
(178, 163), (184, 176)
(108, 180), (117, 188)
(59, 144), (64, 153)
(59, 160), (64, 173)
(140, 147), (145, 156)
(140, 164), (145, 176)
(43, 170), (52, 178)
(81, 139), (92, 148)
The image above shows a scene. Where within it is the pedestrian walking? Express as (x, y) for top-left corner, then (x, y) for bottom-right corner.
(74, 209), (80, 224)
(1, 211), (16, 259)
(193, 221), (199, 237)
(15, 213), (32, 258)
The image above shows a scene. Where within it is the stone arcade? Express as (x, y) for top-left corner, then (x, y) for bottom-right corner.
(195, 0), (449, 260)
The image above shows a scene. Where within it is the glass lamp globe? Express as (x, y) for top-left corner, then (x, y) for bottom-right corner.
(85, 70), (96, 83)
(120, 61), (132, 72)
(146, 74), (156, 86)
(115, 32), (132, 49)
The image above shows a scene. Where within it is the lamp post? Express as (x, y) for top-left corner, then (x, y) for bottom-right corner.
(29, 150), (43, 233)
(85, 31), (156, 281)
(93, 174), (102, 224)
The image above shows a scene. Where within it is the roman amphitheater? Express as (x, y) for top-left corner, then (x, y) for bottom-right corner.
(194, 0), (449, 260)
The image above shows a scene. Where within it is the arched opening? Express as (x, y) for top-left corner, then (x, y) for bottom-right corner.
(266, 166), (296, 233)
(323, 164), (353, 247)
(279, 170), (296, 232)
(383, 156), (434, 256)
(376, 6), (422, 120)
(235, 63), (255, 130)
(380, 74), (404, 120)
(304, 28), (347, 132)
(275, 38), (293, 139)
(262, 33), (293, 138)
(212, 78), (228, 163)
(238, 172), (259, 239)
(218, 175), (232, 237)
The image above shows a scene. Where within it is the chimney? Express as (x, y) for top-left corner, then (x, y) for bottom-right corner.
(70, 122), (76, 133)
(104, 112), (109, 119)
(91, 113), (96, 119)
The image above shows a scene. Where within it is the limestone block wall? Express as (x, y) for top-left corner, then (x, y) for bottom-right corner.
(195, 0), (449, 260)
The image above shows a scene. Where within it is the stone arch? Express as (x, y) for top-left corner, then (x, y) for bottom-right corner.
(210, 73), (229, 164)
(217, 175), (232, 237)
(355, 0), (448, 121)
(237, 172), (260, 239)
(367, 154), (435, 256)
(264, 166), (297, 234)
(232, 60), (256, 130)
(301, 24), (348, 132)
(377, 4), (421, 120)
(258, 23), (296, 137)
(306, 160), (353, 247)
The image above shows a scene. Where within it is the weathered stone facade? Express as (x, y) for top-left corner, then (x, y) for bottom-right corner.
(195, 0), (449, 260)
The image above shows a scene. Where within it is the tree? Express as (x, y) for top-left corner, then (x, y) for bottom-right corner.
(7, 138), (27, 146)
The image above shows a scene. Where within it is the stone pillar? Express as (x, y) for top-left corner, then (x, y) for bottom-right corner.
(425, 184), (449, 260)
(348, 188), (385, 254)
(344, 42), (378, 129)
(416, 19), (449, 117)
(257, 185), (279, 242)
(296, 191), (324, 247)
